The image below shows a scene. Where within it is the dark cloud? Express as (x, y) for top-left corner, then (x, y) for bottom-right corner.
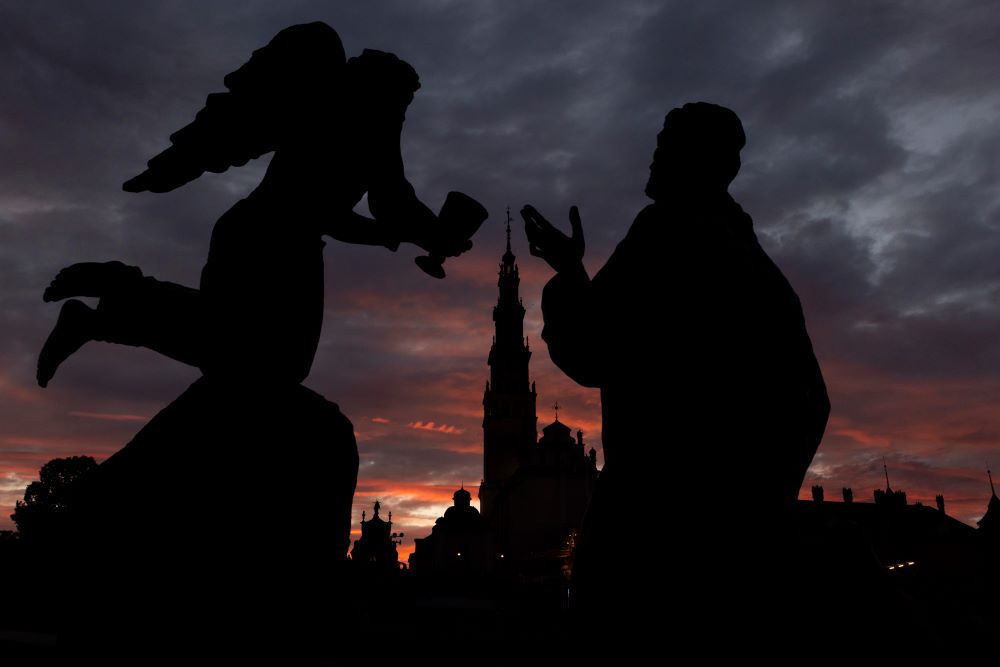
(2, 1), (1000, 538)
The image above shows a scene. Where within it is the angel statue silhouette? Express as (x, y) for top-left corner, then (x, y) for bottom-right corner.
(37, 21), (488, 388)
(30, 26), (487, 650)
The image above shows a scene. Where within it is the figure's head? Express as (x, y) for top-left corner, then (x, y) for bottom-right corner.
(347, 49), (421, 122)
(644, 102), (746, 200)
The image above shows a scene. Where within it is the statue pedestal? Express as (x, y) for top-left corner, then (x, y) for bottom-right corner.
(64, 377), (359, 655)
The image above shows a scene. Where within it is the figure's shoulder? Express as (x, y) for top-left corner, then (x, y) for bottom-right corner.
(620, 203), (664, 244)
(621, 201), (706, 251)
(633, 202), (664, 226)
(591, 204), (666, 281)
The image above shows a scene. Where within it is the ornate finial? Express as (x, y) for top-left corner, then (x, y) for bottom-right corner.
(554, 401), (560, 422)
(362, 510), (366, 523)
(989, 464), (996, 497)
(373, 500), (381, 517)
(388, 511), (392, 523)
(505, 206), (512, 252)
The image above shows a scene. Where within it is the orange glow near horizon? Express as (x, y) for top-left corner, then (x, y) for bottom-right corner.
(408, 421), (466, 435)
(5, 353), (1000, 537)
(68, 411), (150, 422)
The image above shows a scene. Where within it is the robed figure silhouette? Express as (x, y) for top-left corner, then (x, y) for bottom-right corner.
(523, 103), (829, 653)
(36, 22), (486, 657)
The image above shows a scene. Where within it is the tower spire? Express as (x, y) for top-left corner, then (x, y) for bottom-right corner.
(883, 457), (891, 490)
(482, 216), (538, 518)
(505, 205), (512, 253)
(989, 464), (997, 497)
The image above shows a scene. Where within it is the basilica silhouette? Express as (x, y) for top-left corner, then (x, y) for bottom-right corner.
(410, 212), (598, 576)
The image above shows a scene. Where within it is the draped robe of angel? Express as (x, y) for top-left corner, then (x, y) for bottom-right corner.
(37, 22), (459, 388)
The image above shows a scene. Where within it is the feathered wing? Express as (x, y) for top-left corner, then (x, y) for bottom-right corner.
(123, 22), (346, 193)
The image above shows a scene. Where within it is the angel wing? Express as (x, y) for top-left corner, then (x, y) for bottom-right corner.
(123, 22), (347, 193)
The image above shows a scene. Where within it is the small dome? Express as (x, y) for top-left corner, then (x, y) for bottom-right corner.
(542, 420), (571, 437)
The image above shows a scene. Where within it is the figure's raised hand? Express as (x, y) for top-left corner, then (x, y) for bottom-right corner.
(521, 204), (585, 274)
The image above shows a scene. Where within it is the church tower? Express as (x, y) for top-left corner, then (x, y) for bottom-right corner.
(480, 209), (537, 517)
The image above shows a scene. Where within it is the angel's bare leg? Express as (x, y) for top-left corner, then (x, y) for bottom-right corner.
(43, 261), (143, 303)
(37, 263), (206, 386)
(37, 300), (96, 387)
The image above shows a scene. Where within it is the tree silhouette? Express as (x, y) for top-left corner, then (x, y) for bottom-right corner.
(12, 456), (97, 541)
(0, 529), (17, 556)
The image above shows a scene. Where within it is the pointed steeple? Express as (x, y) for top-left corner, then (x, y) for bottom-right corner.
(505, 206), (512, 253)
(489, 204), (531, 393)
(482, 206), (539, 516)
(501, 206), (517, 273)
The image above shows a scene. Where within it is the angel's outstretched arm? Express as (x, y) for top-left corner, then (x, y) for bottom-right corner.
(322, 211), (402, 251)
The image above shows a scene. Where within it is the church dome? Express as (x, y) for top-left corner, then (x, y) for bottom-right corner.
(539, 419), (575, 447)
(454, 486), (472, 504)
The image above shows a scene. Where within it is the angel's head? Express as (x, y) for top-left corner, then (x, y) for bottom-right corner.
(223, 22), (348, 96)
(347, 49), (421, 122)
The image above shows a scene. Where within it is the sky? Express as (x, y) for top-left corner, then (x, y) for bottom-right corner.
(2, 1), (1000, 556)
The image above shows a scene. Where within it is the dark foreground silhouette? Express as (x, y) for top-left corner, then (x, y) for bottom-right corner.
(63, 381), (358, 655)
(523, 103), (839, 653)
(34, 22), (485, 656)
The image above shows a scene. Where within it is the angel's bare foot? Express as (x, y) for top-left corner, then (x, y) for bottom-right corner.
(43, 261), (140, 303)
(37, 300), (96, 388)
